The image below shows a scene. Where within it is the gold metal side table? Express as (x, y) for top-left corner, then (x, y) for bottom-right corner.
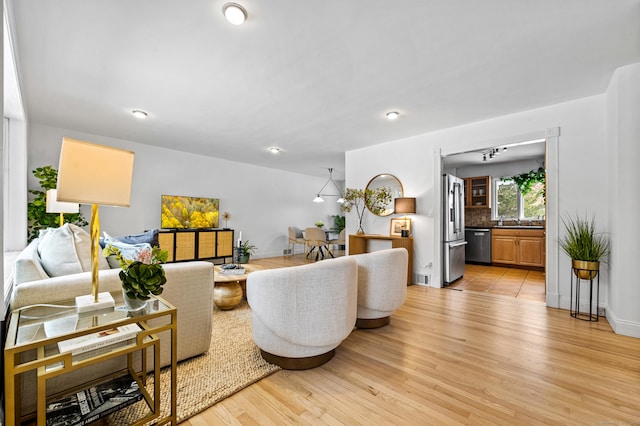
(4, 293), (177, 425)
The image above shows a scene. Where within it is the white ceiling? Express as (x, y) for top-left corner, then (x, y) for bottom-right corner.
(6, 0), (640, 179)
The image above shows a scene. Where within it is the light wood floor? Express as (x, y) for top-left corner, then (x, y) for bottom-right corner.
(449, 264), (546, 303)
(183, 254), (640, 425)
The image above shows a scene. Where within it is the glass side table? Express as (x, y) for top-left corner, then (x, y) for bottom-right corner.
(4, 292), (177, 425)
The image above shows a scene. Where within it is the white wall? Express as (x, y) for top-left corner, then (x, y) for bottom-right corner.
(606, 62), (640, 337)
(346, 93), (611, 322)
(27, 123), (343, 259)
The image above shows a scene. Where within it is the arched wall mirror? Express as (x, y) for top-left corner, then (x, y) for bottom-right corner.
(365, 174), (403, 216)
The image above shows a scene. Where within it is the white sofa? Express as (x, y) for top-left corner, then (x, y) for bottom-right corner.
(247, 256), (358, 369)
(10, 225), (214, 416)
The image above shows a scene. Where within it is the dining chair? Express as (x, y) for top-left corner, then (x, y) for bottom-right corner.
(328, 229), (345, 252)
(288, 226), (306, 255)
(304, 227), (333, 261)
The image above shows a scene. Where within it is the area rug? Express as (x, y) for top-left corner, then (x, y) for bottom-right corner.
(108, 300), (280, 424)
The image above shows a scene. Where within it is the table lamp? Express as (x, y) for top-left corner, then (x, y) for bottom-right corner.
(56, 138), (135, 313)
(46, 189), (80, 226)
(394, 197), (416, 237)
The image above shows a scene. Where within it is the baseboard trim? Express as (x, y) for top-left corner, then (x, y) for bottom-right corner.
(604, 308), (640, 338)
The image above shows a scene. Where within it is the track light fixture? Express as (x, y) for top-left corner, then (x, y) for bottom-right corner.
(481, 147), (507, 161)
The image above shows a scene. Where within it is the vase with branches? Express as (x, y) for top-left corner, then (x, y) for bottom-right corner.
(222, 211), (231, 229)
(341, 187), (392, 234)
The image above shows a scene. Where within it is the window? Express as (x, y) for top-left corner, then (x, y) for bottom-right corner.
(493, 178), (545, 220)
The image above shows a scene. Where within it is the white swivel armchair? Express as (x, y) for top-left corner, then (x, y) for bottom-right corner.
(351, 248), (408, 328)
(247, 256), (358, 369)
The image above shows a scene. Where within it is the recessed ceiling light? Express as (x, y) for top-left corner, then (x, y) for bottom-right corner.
(132, 110), (148, 119)
(268, 147), (280, 154)
(386, 111), (399, 120)
(222, 3), (247, 25)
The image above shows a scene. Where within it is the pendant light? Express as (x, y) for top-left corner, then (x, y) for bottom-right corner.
(312, 168), (344, 203)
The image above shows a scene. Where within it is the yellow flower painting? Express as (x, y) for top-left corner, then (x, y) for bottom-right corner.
(161, 195), (219, 229)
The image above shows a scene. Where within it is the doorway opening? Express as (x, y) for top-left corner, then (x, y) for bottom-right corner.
(437, 132), (558, 306)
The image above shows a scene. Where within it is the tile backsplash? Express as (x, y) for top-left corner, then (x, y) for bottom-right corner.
(465, 208), (545, 228)
(466, 208), (493, 227)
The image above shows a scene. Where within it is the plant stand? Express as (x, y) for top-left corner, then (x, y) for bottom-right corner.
(570, 267), (600, 321)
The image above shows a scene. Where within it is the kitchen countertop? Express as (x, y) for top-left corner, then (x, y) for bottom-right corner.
(493, 225), (545, 229)
(465, 225), (546, 230)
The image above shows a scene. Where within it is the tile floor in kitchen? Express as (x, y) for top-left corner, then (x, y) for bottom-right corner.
(448, 264), (546, 303)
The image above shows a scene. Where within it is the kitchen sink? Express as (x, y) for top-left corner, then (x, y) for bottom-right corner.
(493, 225), (544, 229)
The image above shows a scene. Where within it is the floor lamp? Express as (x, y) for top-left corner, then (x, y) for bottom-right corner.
(56, 138), (135, 313)
(46, 189), (79, 226)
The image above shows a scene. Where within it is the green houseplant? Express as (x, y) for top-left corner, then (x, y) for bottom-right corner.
(341, 187), (392, 234)
(238, 240), (257, 263)
(558, 214), (610, 279)
(27, 165), (88, 242)
(103, 244), (169, 311)
(332, 215), (345, 232)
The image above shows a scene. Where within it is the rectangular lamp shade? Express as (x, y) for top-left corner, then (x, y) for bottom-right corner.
(394, 197), (416, 214)
(46, 189), (80, 213)
(57, 138), (135, 207)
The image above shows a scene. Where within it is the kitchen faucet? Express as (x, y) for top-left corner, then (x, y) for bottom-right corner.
(516, 218), (521, 226)
(498, 215), (504, 226)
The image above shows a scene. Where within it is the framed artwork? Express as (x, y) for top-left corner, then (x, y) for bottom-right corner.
(390, 217), (412, 236)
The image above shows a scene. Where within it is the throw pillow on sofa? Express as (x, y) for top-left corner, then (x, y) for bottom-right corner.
(37, 223), (111, 277)
(102, 232), (152, 268)
(99, 229), (159, 249)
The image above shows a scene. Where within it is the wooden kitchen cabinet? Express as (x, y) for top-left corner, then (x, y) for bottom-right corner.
(492, 233), (518, 264)
(491, 228), (545, 268)
(464, 176), (491, 208)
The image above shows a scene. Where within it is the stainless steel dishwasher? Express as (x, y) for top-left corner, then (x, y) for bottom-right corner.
(465, 228), (491, 264)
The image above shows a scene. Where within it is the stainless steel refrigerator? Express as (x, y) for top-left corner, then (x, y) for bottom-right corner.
(443, 174), (467, 285)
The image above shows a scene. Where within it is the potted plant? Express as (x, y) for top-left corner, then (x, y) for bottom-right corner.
(103, 244), (169, 311)
(341, 187), (392, 234)
(558, 214), (610, 279)
(332, 215), (345, 232)
(315, 221), (324, 228)
(238, 240), (257, 263)
(27, 165), (88, 242)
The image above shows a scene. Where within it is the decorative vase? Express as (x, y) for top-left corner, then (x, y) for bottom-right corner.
(239, 254), (250, 264)
(122, 287), (147, 312)
(572, 260), (599, 280)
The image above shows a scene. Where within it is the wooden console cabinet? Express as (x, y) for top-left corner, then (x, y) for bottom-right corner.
(491, 228), (545, 268)
(348, 234), (413, 285)
(158, 229), (234, 263)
